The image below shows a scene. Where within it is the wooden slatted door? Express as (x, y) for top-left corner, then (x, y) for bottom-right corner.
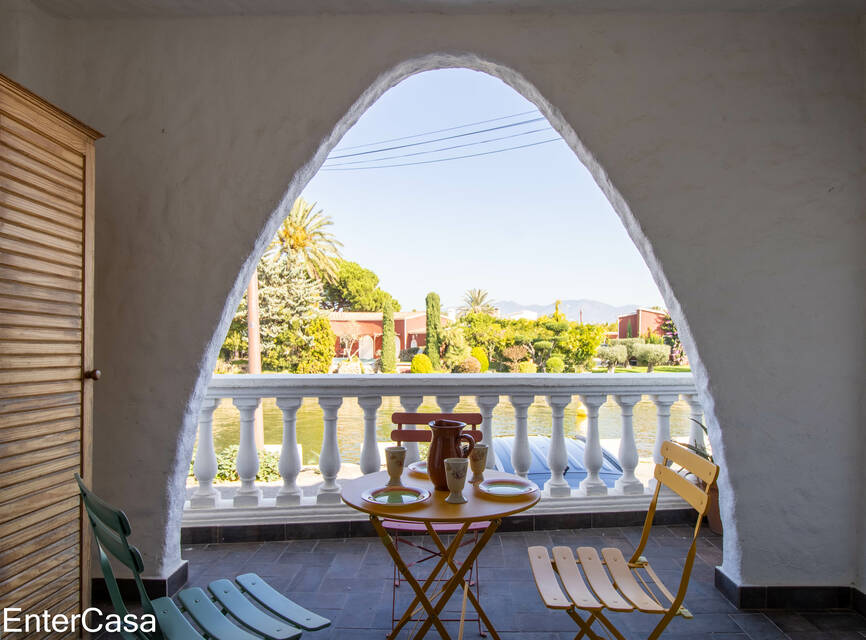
(0, 74), (101, 636)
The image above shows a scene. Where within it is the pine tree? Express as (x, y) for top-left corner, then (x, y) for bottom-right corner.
(425, 292), (441, 370)
(381, 301), (396, 373)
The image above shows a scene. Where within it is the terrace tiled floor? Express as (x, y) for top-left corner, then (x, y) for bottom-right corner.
(113, 525), (866, 639)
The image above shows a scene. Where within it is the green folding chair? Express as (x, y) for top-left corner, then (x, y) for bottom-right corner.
(75, 474), (331, 640)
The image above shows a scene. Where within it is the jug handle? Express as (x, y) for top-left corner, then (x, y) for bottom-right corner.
(458, 433), (475, 457)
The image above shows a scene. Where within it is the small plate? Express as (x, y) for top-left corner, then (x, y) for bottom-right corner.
(478, 478), (537, 499)
(407, 460), (428, 477)
(362, 485), (431, 507)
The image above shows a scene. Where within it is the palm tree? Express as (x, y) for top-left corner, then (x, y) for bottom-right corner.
(460, 288), (495, 316)
(246, 197), (342, 443)
(265, 197), (343, 283)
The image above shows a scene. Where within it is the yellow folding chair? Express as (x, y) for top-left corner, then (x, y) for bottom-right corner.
(527, 440), (720, 640)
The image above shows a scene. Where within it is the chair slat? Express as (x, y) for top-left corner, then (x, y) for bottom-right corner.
(236, 573), (331, 631)
(661, 440), (719, 485)
(89, 512), (143, 573)
(551, 546), (602, 611)
(654, 465), (708, 513)
(75, 474), (131, 535)
(391, 412), (482, 426)
(177, 588), (262, 640)
(527, 546), (572, 610)
(390, 429), (482, 444)
(207, 579), (302, 640)
(600, 548), (665, 613)
(575, 547), (633, 612)
(151, 597), (206, 640)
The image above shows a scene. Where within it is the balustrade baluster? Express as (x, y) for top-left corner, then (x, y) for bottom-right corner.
(686, 394), (705, 450)
(436, 395), (459, 414)
(475, 395), (499, 468)
(275, 396), (303, 506)
(579, 394), (608, 496)
(358, 396), (383, 475)
(399, 395), (423, 463)
(191, 398), (220, 508)
(233, 397), (263, 507)
(509, 394), (534, 478)
(545, 395), (572, 497)
(316, 397), (343, 505)
(614, 394), (643, 495)
(651, 394), (679, 465)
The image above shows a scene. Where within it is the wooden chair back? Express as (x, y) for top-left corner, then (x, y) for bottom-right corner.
(390, 412), (483, 445)
(628, 441), (720, 616)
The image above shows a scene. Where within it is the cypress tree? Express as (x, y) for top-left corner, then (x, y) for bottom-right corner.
(381, 301), (396, 373)
(425, 292), (441, 370)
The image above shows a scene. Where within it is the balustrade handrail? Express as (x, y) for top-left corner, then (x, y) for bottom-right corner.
(205, 372), (698, 398)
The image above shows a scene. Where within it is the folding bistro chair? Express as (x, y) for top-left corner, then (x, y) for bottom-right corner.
(75, 474), (330, 640)
(386, 412), (488, 636)
(527, 440), (720, 640)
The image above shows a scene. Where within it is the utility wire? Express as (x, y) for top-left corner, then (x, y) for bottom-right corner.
(320, 137), (564, 171)
(324, 126), (554, 167)
(333, 109), (539, 151)
(326, 117), (546, 160)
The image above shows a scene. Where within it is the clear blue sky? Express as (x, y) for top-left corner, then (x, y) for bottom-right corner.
(302, 69), (664, 312)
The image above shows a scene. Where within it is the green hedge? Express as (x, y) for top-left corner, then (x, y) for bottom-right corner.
(410, 353), (434, 373)
(189, 445), (282, 482)
(545, 356), (565, 373)
(470, 347), (489, 372)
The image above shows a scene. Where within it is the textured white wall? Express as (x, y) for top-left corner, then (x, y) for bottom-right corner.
(2, 5), (864, 591)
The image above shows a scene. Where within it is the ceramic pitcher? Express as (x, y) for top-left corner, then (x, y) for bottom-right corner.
(427, 419), (475, 491)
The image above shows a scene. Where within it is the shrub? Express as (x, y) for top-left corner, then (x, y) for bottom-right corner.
(455, 357), (482, 373)
(440, 325), (470, 371)
(545, 356), (565, 373)
(410, 353), (434, 373)
(597, 345), (628, 372)
(609, 337), (645, 360)
(501, 344), (529, 372)
(399, 347), (420, 362)
(634, 344), (671, 372)
(381, 301), (396, 373)
(425, 292), (441, 370)
(470, 347), (489, 372)
(517, 361), (537, 373)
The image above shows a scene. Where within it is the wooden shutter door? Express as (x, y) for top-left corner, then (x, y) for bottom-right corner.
(0, 74), (101, 636)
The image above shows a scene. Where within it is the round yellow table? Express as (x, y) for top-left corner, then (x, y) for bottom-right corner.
(342, 470), (540, 640)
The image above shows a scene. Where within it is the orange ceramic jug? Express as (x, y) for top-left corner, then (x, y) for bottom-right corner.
(427, 419), (475, 491)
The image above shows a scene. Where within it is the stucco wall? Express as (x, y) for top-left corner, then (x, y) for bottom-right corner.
(2, 5), (865, 591)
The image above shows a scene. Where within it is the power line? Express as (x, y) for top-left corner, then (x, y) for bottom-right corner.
(326, 117), (546, 160)
(332, 109), (539, 151)
(324, 126), (554, 167)
(319, 137), (564, 171)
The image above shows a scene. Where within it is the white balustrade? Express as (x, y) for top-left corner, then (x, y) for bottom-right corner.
(475, 395), (499, 468)
(578, 394), (608, 496)
(686, 394), (705, 451)
(188, 374), (703, 520)
(275, 396), (303, 506)
(544, 394), (572, 497)
(358, 395), (383, 475)
(233, 397), (262, 507)
(614, 394), (644, 495)
(317, 397), (343, 505)
(509, 394), (534, 478)
(191, 398), (220, 508)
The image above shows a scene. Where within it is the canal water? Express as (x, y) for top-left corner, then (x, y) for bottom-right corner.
(209, 396), (694, 464)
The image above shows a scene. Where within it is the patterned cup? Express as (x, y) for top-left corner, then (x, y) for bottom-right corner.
(444, 457), (469, 504)
(385, 446), (406, 487)
(469, 443), (488, 484)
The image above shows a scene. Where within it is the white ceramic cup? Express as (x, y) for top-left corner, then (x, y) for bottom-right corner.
(444, 457), (469, 504)
(385, 446), (406, 487)
(469, 443), (488, 484)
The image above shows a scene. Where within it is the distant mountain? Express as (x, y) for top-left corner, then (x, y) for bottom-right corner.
(494, 299), (641, 324)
